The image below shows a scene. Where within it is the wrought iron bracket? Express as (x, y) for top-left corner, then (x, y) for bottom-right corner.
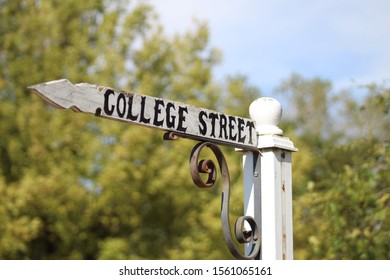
(165, 132), (261, 260)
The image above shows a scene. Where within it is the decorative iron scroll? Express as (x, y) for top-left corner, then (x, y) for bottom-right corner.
(189, 142), (261, 260)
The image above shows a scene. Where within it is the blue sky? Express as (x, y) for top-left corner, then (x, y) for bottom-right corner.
(149, 0), (390, 98)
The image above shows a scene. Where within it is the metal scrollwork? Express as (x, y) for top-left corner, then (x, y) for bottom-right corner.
(189, 142), (261, 260)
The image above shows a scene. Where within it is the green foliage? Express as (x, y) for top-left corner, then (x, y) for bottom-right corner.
(0, 0), (257, 259)
(0, 0), (388, 260)
(278, 74), (390, 259)
(295, 138), (389, 259)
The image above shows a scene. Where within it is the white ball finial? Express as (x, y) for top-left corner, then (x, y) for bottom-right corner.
(249, 97), (283, 135)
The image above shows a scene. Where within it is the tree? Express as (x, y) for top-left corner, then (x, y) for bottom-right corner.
(277, 75), (390, 259)
(275, 73), (333, 141)
(0, 0), (123, 259)
(0, 0), (259, 259)
(295, 136), (389, 259)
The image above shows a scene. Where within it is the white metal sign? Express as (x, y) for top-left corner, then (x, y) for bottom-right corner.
(29, 79), (257, 150)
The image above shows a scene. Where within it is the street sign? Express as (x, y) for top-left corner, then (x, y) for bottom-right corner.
(29, 79), (257, 150)
(29, 79), (296, 260)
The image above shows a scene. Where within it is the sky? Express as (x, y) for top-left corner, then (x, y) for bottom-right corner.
(148, 0), (390, 98)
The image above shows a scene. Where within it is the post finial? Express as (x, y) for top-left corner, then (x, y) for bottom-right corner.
(249, 97), (283, 135)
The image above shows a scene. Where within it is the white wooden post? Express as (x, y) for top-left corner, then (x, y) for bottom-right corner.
(243, 97), (297, 260)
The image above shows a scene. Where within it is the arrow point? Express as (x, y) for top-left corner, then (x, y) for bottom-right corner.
(28, 79), (76, 109)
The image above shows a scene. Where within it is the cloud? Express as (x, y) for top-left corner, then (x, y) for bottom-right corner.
(149, 0), (390, 93)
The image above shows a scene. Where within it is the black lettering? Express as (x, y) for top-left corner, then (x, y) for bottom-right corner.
(140, 96), (150, 124)
(126, 95), (138, 121)
(228, 116), (237, 141)
(246, 121), (256, 144)
(198, 111), (207, 135)
(103, 89), (115, 115)
(116, 93), (126, 118)
(237, 118), (246, 143)
(166, 102), (176, 129)
(208, 113), (219, 137)
(219, 114), (228, 139)
(177, 106), (188, 132)
(153, 99), (165, 127)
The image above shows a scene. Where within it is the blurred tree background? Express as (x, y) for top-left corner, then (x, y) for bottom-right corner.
(0, 0), (388, 259)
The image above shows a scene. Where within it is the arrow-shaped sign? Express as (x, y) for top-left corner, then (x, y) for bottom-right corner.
(29, 79), (257, 150)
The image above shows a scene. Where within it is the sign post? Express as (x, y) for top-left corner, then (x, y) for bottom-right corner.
(29, 79), (296, 260)
(243, 97), (297, 259)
